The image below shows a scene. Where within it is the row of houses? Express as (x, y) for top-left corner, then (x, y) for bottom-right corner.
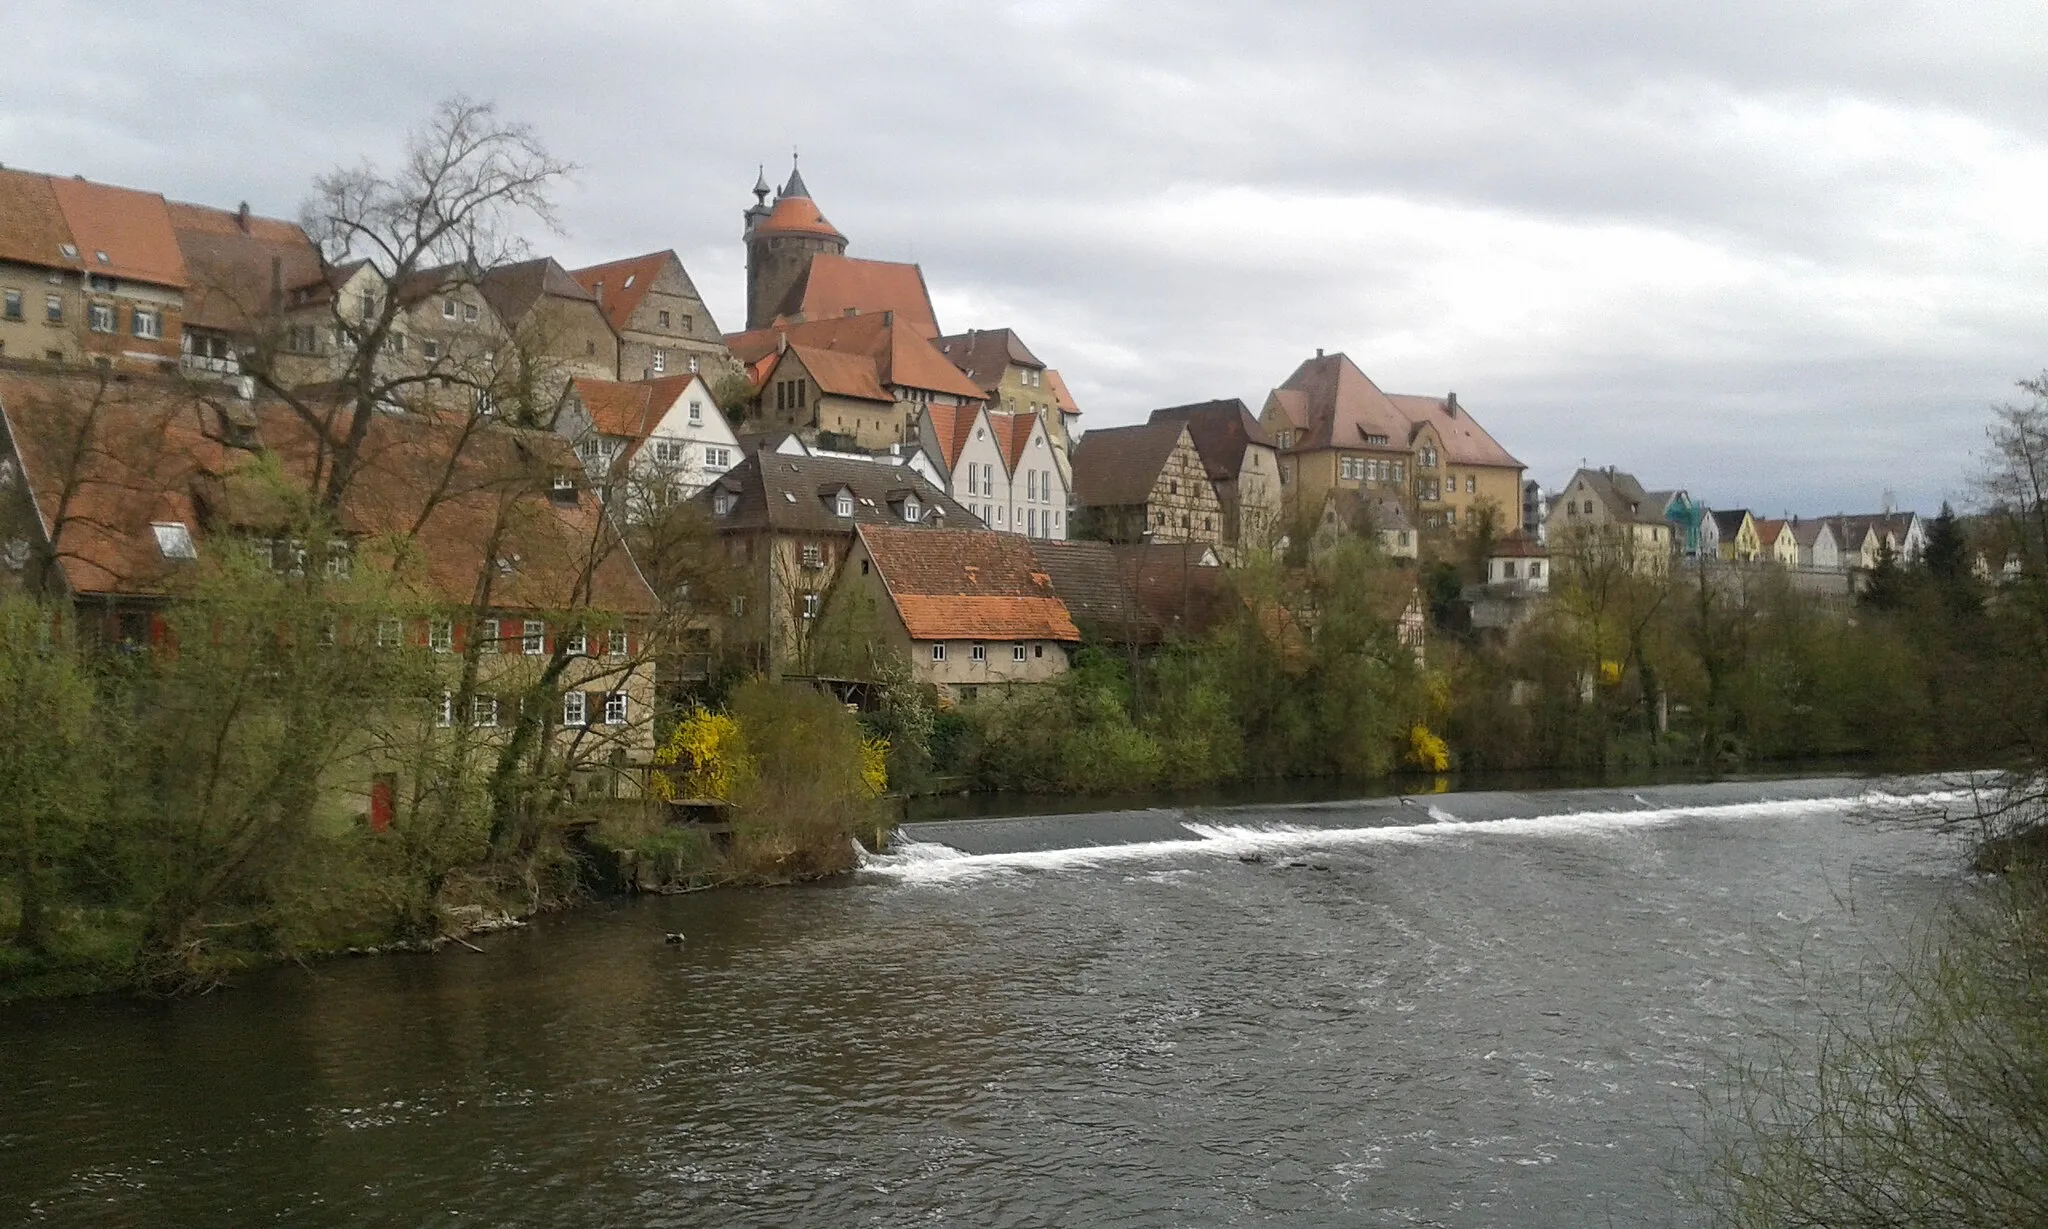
(1538, 466), (1926, 577)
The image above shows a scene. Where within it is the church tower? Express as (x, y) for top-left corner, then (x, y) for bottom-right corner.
(744, 157), (848, 330)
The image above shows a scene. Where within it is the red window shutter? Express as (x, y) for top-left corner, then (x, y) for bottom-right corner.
(501, 617), (521, 654)
(452, 620), (467, 653)
(369, 775), (395, 832)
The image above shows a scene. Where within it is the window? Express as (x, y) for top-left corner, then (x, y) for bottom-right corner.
(729, 595), (747, 617)
(151, 521), (197, 559)
(970, 643), (986, 662)
(1028, 509), (1037, 536)
(1169, 479), (1179, 495)
(689, 400), (703, 422)
(358, 290), (377, 320)
(1034, 644), (1045, 659)
(1012, 644), (1027, 662)
(688, 355), (699, 373)
(713, 490), (737, 516)
(604, 692), (628, 725)
(931, 643), (947, 661)
(652, 439), (684, 464)
(325, 540), (352, 578)
(44, 294), (62, 323)
(442, 299), (456, 319)
(88, 303), (115, 333)
(680, 315), (692, 331)
(423, 340), (441, 360)
(608, 629), (628, 658)
(552, 472), (576, 494)
(1530, 561), (1544, 579)
(566, 628), (587, 655)
(1, 289), (19, 320)
(904, 498), (921, 523)
(463, 302), (479, 322)
(522, 620), (545, 655)
(429, 619), (452, 653)
(437, 691), (454, 728)
(563, 691), (587, 726)
(652, 348), (667, 373)
(802, 543), (823, 568)
(803, 593), (821, 620)
(1502, 560), (1518, 579)
(473, 695), (499, 727)
(705, 446), (731, 468)
(658, 310), (670, 328)
(835, 493), (853, 517)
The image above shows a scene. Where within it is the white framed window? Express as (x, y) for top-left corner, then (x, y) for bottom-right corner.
(463, 302), (479, 322)
(376, 617), (403, 648)
(429, 619), (453, 653)
(604, 692), (628, 725)
(1, 289), (20, 320)
(151, 521), (197, 560)
(435, 691), (454, 727)
(1012, 644), (1027, 662)
(522, 620), (545, 655)
(88, 303), (115, 333)
(608, 629), (628, 658)
(904, 498), (920, 523)
(131, 308), (161, 339)
(803, 593), (821, 620)
(566, 628), (587, 655)
(442, 298), (456, 319)
(652, 348), (667, 373)
(802, 543), (823, 568)
(45, 294), (62, 323)
(835, 493), (853, 517)
(705, 447), (731, 469)
(473, 694), (498, 727)
(563, 691), (587, 726)
(325, 540), (351, 578)
(689, 400), (703, 422)
(652, 439), (683, 464)
(970, 642), (986, 662)
(931, 643), (946, 662)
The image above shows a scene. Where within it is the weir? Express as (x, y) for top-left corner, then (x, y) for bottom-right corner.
(872, 773), (1981, 881)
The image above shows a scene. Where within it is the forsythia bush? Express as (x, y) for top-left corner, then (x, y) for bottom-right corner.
(651, 708), (748, 802)
(859, 736), (890, 798)
(1406, 724), (1451, 772)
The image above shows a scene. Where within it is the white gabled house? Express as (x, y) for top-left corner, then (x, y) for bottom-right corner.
(556, 373), (741, 509)
(917, 402), (1008, 530)
(991, 408), (1070, 540)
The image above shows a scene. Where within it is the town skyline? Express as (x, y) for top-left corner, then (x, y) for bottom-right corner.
(6, 1), (2044, 516)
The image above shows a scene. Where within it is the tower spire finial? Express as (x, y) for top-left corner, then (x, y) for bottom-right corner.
(781, 149), (812, 201)
(752, 163), (770, 204)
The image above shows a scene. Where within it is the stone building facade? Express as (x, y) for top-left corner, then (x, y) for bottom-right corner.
(570, 250), (734, 384)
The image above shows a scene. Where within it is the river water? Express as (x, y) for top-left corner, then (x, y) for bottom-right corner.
(0, 775), (1984, 1226)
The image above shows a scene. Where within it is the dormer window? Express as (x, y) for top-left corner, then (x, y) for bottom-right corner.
(713, 490), (737, 516)
(151, 522), (197, 560)
(904, 498), (921, 523)
(835, 492), (853, 517)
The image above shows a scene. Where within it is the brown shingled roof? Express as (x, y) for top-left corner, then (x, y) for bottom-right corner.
(772, 253), (938, 339)
(1148, 398), (1273, 482)
(0, 368), (655, 614)
(698, 450), (972, 534)
(1269, 352), (1407, 452)
(1031, 539), (1229, 646)
(933, 328), (1043, 391)
(167, 199), (322, 333)
(1070, 422), (1190, 509)
(857, 524), (1079, 643)
(480, 256), (601, 328)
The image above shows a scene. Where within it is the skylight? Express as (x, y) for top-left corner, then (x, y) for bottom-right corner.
(151, 522), (197, 560)
(58, 243), (77, 259)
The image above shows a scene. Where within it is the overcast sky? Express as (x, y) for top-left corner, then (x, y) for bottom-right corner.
(8, 1), (2046, 514)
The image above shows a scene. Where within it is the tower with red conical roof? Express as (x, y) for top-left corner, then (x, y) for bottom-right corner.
(744, 156), (848, 330)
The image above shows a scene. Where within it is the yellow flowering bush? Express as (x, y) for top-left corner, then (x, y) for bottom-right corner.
(1405, 724), (1451, 772)
(859, 736), (890, 799)
(651, 708), (747, 802)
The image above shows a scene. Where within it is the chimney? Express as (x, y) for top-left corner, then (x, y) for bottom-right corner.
(883, 309), (894, 326)
(237, 201), (250, 233)
(1446, 391), (1459, 416)
(1315, 347), (1324, 358)
(593, 280), (603, 304)
(776, 331), (788, 355)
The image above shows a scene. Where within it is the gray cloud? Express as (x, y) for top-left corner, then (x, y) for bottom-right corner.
(6, 0), (2045, 514)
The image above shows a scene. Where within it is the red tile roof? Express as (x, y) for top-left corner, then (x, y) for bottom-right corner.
(1, 368), (655, 615)
(726, 313), (985, 401)
(1269, 352), (1408, 452)
(1384, 392), (1522, 470)
(571, 377), (656, 439)
(858, 524), (1079, 642)
(1755, 518), (1791, 548)
(1043, 367), (1081, 418)
(0, 168), (83, 272)
(753, 194), (845, 242)
(47, 175), (188, 288)
(774, 253), (938, 339)
(788, 343), (892, 402)
(921, 402), (980, 470)
(990, 410), (1037, 472)
(568, 251), (671, 333)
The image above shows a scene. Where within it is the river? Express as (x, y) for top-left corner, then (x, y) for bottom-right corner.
(0, 774), (1984, 1226)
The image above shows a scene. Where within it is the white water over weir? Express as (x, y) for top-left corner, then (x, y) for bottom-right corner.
(867, 775), (1983, 886)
